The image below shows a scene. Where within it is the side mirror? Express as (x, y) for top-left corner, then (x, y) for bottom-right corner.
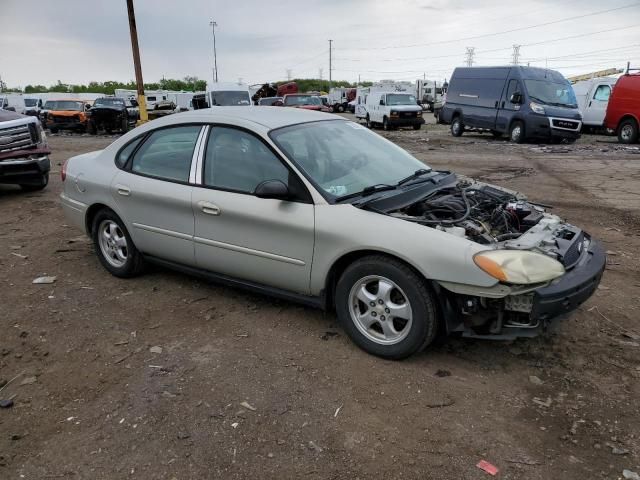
(379, 99), (385, 106)
(85, 104), (91, 110)
(510, 92), (523, 104)
(254, 179), (290, 200)
(130, 99), (138, 107)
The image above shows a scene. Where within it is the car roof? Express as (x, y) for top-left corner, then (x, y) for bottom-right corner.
(151, 106), (342, 130)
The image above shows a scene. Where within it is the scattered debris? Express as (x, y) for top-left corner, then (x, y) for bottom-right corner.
(113, 353), (132, 364)
(114, 340), (129, 346)
(426, 396), (455, 408)
(506, 457), (540, 466)
(570, 419), (585, 435)
(308, 441), (323, 453)
(435, 369), (451, 377)
(240, 401), (256, 412)
(623, 470), (640, 480)
(0, 399), (14, 409)
(334, 404), (343, 418)
(162, 391), (177, 399)
(476, 460), (499, 476)
(529, 375), (543, 385)
(149, 346), (163, 354)
(321, 331), (339, 341)
(20, 376), (37, 386)
(267, 452), (274, 458)
(32, 276), (56, 284)
(231, 422), (239, 429)
(177, 432), (190, 440)
(0, 372), (24, 394)
(10, 252), (28, 259)
(606, 442), (629, 455)
(532, 397), (552, 408)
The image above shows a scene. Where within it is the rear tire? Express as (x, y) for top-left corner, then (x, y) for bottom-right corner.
(335, 255), (438, 360)
(509, 121), (525, 143)
(450, 116), (463, 137)
(366, 114), (372, 129)
(618, 118), (639, 144)
(337, 104), (345, 113)
(383, 117), (390, 131)
(49, 127), (59, 134)
(87, 121), (97, 135)
(121, 116), (129, 133)
(20, 173), (49, 192)
(91, 209), (144, 278)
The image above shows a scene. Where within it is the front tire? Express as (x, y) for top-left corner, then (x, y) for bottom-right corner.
(618, 119), (639, 144)
(335, 255), (438, 359)
(450, 116), (463, 137)
(383, 116), (390, 131)
(92, 209), (144, 278)
(509, 120), (525, 143)
(366, 114), (372, 129)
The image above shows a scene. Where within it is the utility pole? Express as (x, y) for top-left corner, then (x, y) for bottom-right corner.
(286, 69), (292, 81)
(358, 74), (361, 86)
(465, 47), (475, 67)
(511, 45), (521, 65)
(209, 20), (218, 83)
(126, 0), (148, 124)
(328, 39), (333, 90)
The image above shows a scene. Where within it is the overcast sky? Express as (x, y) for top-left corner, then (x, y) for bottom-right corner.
(2, 0), (639, 88)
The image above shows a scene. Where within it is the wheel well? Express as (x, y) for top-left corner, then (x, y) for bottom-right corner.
(618, 115), (639, 130)
(323, 250), (432, 311)
(508, 118), (524, 131)
(85, 203), (112, 236)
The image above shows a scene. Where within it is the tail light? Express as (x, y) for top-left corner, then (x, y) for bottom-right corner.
(61, 159), (69, 182)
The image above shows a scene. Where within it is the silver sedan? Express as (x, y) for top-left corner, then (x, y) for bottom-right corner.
(60, 107), (605, 359)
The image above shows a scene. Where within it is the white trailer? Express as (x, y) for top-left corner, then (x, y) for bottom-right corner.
(415, 79), (444, 111)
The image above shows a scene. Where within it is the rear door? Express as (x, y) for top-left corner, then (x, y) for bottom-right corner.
(495, 78), (521, 132)
(192, 125), (315, 294)
(112, 124), (204, 266)
(582, 83), (611, 126)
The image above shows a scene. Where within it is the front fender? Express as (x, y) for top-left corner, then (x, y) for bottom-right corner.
(310, 204), (498, 295)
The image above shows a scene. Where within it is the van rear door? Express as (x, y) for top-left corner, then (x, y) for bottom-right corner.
(582, 83), (612, 127)
(496, 78), (522, 132)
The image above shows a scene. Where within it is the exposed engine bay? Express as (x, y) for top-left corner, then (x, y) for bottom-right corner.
(388, 178), (586, 268)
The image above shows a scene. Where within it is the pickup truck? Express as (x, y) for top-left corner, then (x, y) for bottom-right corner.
(0, 110), (51, 190)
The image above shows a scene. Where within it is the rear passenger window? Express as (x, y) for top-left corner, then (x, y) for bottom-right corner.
(593, 85), (611, 101)
(130, 126), (201, 182)
(116, 136), (144, 168)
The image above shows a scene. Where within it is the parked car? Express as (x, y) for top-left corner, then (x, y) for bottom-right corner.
(258, 96), (283, 106)
(87, 97), (139, 134)
(60, 108), (604, 359)
(23, 97), (43, 117)
(604, 72), (640, 144)
(42, 99), (91, 133)
(0, 109), (50, 190)
(441, 66), (582, 143)
(0, 93), (27, 114)
(364, 91), (424, 130)
(282, 94), (331, 112)
(573, 77), (618, 131)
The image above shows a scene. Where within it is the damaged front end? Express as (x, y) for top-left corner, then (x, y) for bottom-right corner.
(386, 175), (606, 339)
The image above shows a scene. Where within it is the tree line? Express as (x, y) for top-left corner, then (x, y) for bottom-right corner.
(3, 77), (372, 95)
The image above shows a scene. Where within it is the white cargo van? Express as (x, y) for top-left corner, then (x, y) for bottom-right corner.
(572, 77), (618, 129)
(364, 91), (423, 130)
(207, 82), (251, 107)
(354, 81), (414, 122)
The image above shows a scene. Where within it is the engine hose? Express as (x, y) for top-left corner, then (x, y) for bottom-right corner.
(495, 233), (521, 241)
(417, 188), (472, 224)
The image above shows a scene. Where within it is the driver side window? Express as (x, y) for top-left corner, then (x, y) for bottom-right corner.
(203, 127), (290, 194)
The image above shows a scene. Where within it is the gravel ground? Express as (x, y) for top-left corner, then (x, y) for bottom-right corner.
(0, 116), (639, 479)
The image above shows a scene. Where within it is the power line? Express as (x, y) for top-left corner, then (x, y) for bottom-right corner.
(338, 3), (640, 51)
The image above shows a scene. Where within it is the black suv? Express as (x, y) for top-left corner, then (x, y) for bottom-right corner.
(87, 97), (139, 134)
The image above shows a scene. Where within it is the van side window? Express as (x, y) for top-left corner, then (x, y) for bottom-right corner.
(506, 80), (520, 102)
(593, 85), (611, 102)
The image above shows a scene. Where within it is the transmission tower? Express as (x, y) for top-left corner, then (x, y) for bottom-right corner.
(286, 69), (292, 81)
(465, 47), (475, 67)
(511, 45), (521, 65)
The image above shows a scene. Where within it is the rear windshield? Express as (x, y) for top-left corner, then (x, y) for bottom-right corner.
(94, 98), (126, 107)
(284, 95), (317, 106)
(44, 100), (84, 111)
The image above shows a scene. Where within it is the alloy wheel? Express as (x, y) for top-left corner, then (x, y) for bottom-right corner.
(98, 219), (128, 268)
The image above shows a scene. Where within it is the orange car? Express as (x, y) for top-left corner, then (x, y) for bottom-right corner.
(42, 99), (91, 133)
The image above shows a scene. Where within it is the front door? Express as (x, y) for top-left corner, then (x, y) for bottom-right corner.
(192, 125), (315, 294)
(495, 79), (521, 132)
(112, 124), (203, 266)
(583, 83), (611, 126)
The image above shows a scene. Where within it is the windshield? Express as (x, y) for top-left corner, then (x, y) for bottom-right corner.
(24, 99), (38, 107)
(524, 80), (577, 108)
(284, 95), (315, 106)
(210, 91), (251, 106)
(44, 100), (84, 111)
(271, 120), (429, 199)
(386, 94), (417, 106)
(94, 98), (126, 107)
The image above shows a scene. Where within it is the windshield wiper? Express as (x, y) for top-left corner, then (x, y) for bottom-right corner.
(335, 184), (397, 202)
(396, 168), (432, 186)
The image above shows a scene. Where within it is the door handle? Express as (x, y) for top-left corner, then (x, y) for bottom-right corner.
(495, 101), (499, 108)
(116, 184), (131, 196)
(198, 201), (221, 216)
(501, 101), (505, 108)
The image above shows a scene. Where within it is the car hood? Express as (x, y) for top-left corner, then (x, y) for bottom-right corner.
(0, 109), (26, 121)
(49, 110), (83, 116)
(388, 105), (422, 112)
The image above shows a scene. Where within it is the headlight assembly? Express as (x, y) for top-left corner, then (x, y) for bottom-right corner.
(473, 250), (564, 285)
(529, 101), (545, 114)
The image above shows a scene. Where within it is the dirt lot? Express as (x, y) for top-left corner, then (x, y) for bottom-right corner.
(1, 117), (639, 479)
